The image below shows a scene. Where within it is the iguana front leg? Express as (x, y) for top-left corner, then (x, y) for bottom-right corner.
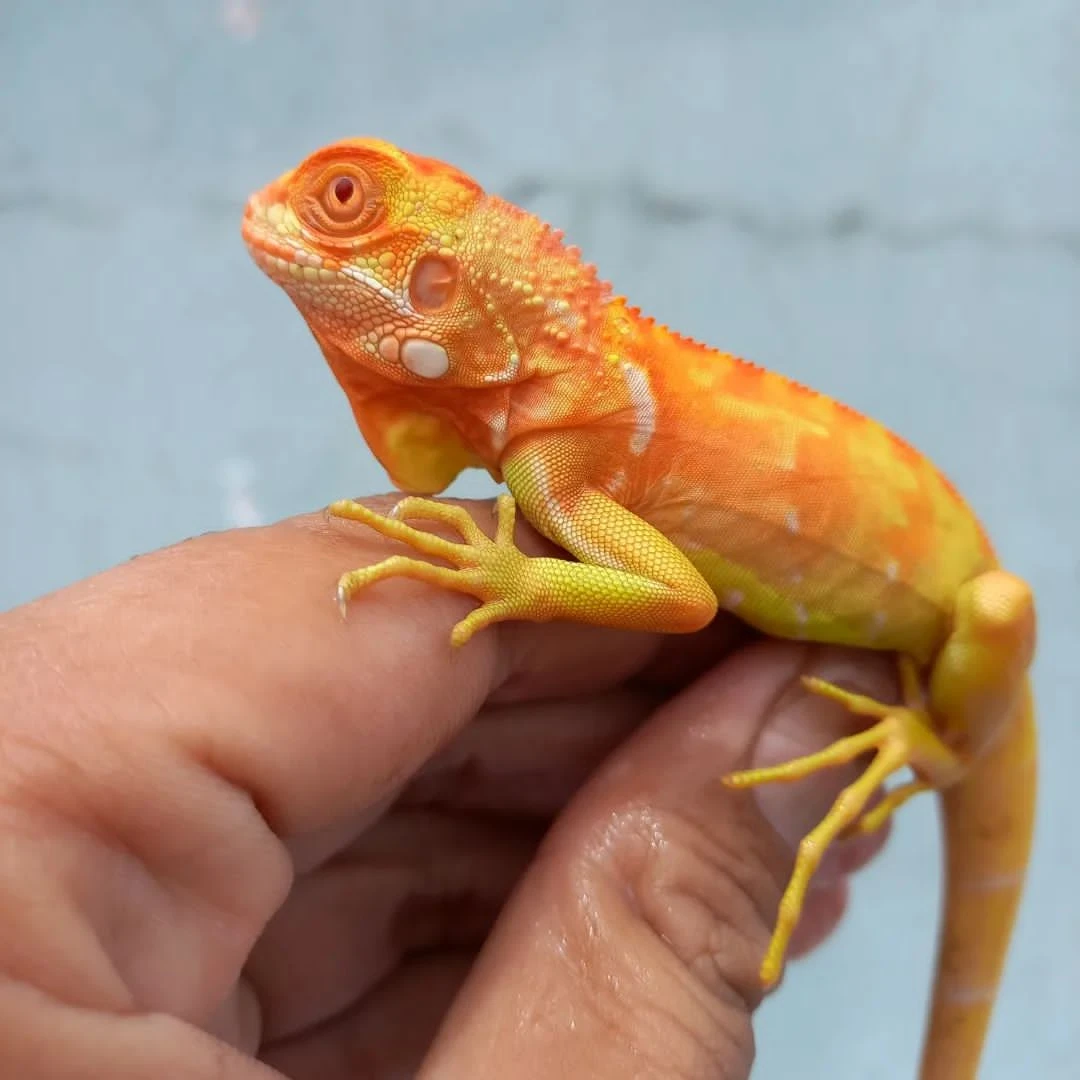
(330, 440), (718, 645)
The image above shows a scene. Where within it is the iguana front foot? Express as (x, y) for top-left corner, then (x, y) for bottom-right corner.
(329, 494), (531, 646)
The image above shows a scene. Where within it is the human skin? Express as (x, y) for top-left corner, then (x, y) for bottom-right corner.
(0, 498), (893, 1078)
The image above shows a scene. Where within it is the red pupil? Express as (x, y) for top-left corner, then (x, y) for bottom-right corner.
(332, 177), (355, 204)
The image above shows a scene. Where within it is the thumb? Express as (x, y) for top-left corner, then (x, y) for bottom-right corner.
(418, 642), (898, 1079)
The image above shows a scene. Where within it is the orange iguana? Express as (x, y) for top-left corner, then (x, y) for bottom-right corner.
(241, 137), (1037, 1079)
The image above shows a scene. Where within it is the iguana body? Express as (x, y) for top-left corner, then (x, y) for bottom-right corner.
(242, 138), (1037, 1079)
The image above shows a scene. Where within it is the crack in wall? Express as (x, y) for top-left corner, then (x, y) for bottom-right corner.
(4, 173), (1078, 261)
(503, 175), (1080, 259)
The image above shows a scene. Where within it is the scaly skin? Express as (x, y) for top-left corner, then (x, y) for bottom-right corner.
(242, 138), (1037, 1079)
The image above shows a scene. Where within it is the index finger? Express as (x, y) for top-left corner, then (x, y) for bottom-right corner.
(0, 499), (678, 840)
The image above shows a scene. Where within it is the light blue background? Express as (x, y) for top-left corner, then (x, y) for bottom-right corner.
(3, 2), (1077, 1076)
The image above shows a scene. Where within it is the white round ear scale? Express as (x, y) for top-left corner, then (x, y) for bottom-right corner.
(400, 338), (450, 379)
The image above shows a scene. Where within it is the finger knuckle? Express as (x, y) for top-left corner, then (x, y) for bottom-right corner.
(554, 802), (781, 1073)
(610, 806), (775, 1007)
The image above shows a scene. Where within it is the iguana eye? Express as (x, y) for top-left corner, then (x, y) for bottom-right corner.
(295, 165), (384, 236)
(319, 168), (380, 226)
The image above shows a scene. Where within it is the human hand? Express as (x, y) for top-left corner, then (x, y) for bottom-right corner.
(0, 499), (894, 1078)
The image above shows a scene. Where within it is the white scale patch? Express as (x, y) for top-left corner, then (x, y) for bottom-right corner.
(941, 985), (996, 1007)
(341, 264), (415, 316)
(620, 361), (656, 455)
(483, 351), (521, 384)
(401, 338), (450, 379)
(957, 869), (1026, 893)
(486, 409), (509, 454)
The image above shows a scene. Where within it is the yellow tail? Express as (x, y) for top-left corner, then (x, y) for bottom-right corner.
(920, 682), (1037, 1079)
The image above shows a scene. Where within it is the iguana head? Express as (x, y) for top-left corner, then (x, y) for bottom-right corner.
(242, 137), (606, 393)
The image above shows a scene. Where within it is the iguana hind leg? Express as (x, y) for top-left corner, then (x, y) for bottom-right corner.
(723, 657), (963, 986)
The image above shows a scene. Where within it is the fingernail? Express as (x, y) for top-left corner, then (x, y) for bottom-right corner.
(749, 654), (898, 849)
